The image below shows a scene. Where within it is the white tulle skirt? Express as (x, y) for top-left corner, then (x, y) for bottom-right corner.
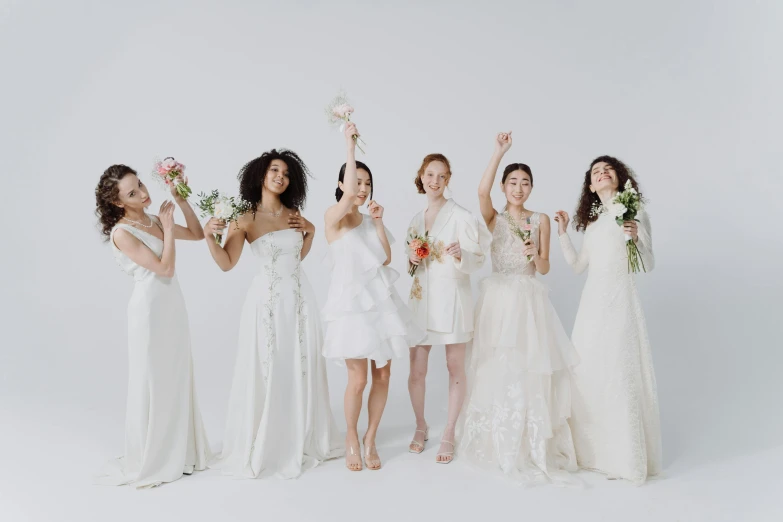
(322, 240), (424, 368)
(457, 273), (581, 486)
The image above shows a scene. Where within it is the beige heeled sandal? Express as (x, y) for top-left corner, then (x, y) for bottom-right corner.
(436, 440), (454, 464)
(409, 426), (429, 454)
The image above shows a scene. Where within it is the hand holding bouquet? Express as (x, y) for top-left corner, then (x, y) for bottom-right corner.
(407, 231), (431, 276)
(326, 91), (366, 153)
(607, 180), (646, 273)
(153, 157), (191, 200)
(196, 190), (250, 244)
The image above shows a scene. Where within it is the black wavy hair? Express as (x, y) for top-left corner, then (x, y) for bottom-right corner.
(335, 161), (373, 201)
(238, 149), (310, 212)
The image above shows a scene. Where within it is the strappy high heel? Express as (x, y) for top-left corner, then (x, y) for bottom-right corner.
(409, 425), (429, 454)
(436, 440), (454, 464)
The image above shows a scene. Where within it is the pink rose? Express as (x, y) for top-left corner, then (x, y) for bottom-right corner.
(332, 104), (354, 118)
(522, 223), (532, 231)
(162, 157), (177, 170)
(409, 239), (423, 250)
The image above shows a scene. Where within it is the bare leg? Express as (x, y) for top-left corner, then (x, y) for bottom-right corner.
(408, 345), (432, 452)
(345, 359), (368, 471)
(363, 360), (391, 470)
(438, 343), (467, 463)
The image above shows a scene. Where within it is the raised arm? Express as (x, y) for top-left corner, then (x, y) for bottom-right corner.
(169, 174), (205, 241)
(114, 201), (177, 278)
(324, 123), (361, 230)
(478, 131), (512, 230)
(203, 212), (247, 271)
(555, 210), (589, 274)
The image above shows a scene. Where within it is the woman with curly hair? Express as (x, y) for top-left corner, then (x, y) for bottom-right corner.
(555, 155), (661, 485)
(206, 149), (341, 479)
(93, 164), (211, 489)
(405, 153), (491, 464)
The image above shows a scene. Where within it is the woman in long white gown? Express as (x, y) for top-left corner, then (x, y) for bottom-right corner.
(456, 132), (580, 485)
(94, 164), (211, 489)
(322, 123), (424, 471)
(555, 155), (661, 485)
(405, 153), (492, 463)
(205, 149), (341, 479)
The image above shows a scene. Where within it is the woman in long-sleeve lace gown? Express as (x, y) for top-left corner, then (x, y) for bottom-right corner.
(555, 155), (661, 485)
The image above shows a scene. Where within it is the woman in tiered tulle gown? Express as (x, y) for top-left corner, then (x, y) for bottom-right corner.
(94, 165), (211, 489)
(456, 132), (580, 485)
(205, 149), (341, 479)
(555, 156), (661, 485)
(323, 123), (424, 471)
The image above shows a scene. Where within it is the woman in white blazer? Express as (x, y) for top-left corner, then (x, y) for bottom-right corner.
(405, 153), (491, 463)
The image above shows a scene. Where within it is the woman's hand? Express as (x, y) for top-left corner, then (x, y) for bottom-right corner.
(495, 131), (512, 155)
(554, 210), (570, 235)
(289, 210), (315, 235)
(158, 201), (175, 232)
(170, 174), (188, 202)
(204, 217), (227, 238)
(344, 122), (359, 148)
(522, 239), (539, 260)
(368, 200), (384, 220)
(623, 220), (639, 242)
(445, 241), (462, 261)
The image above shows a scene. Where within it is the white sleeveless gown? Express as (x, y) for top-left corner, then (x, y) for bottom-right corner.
(95, 221), (211, 489)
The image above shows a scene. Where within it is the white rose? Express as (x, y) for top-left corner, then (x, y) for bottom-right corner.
(607, 202), (627, 218)
(214, 199), (233, 219)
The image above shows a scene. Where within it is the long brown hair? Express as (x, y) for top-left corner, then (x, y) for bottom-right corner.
(95, 164), (137, 240)
(573, 155), (643, 232)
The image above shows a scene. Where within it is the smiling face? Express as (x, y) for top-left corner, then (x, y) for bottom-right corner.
(502, 169), (532, 207)
(345, 167), (372, 206)
(589, 161), (619, 193)
(263, 159), (291, 195)
(115, 173), (151, 211)
(420, 160), (450, 198)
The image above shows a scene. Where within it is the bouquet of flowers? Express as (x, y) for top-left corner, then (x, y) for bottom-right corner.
(152, 157), (191, 200)
(325, 91), (366, 153)
(196, 190), (250, 244)
(607, 180), (646, 273)
(504, 210), (534, 262)
(407, 231), (431, 276)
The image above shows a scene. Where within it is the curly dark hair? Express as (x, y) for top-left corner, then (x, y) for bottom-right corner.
(336, 161), (373, 201)
(238, 149), (310, 212)
(414, 153), (452, 194)
(502, 163), (533, 186)
(573, 155), (643, 232)
(95, 164), (137, 240)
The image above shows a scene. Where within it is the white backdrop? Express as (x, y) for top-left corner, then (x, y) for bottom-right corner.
(1, 1), (782, 520)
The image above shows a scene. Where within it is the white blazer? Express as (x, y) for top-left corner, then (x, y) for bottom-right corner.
(405, 199), (491, 336)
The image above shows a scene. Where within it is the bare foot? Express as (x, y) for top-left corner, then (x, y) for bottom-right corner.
(345, 436), (363, 471)
(363, 436), (381, 470)
(409, 423), (429, 453)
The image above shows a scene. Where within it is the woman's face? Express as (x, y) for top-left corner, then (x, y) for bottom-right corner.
(343, 168), (371, 206)
(263, 159), (291, 195)
(420, 160), (449, 198)
(115, 174), (151, 211)
(589, 161), (619, 193)
(502, 170), (532, 207)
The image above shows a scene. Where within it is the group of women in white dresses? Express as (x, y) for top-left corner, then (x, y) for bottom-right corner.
(93, 123), (660, 488)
